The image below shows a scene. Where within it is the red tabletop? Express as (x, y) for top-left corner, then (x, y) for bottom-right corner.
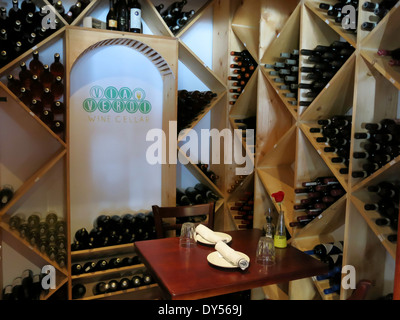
(135, 228), (328, 300)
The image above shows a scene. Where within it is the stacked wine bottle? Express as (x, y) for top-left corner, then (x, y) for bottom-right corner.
(377, 47), (400, 67)
(177, 90), (217, 132)
(227, 174), (249, 194)
(156, 0), (195, 34)
(71, 212), (156, 251)
(8, 212), (67, 267)
(305, 241), (344, 295)
(71, 255), (142, 275)
(311, 114), (352, 174)
(291, 176), (345, 228)
(6, 50), (66, 136)
(53, 0), (92, 25)
(228, 50), (257, 105)
(299, 41), (354, 107)
(365, 181), (399, 243)
(2, 269), (47, 300)
(176, 183), (220, 207)
(352, 118), (400, 178)
(0, 0), (64, 68)
(361, 0), (398, 32)
(176, 183), (219, 225)
(71, 272), (154, 299)
(230, 191), (254, 229)
(0, 184), (14, 209)
(196, 163), (219, 184)
(264, 49), (299, 107)
(106, 0), (143, 33)
(318, 1), (358, 34)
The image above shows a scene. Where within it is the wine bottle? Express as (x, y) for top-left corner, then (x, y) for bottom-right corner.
(94, 281), (109, 295)
(95, 214), (111, 230)
(51, 100), (65, 114)
(316, 265), (342, 281)
(50, 76), (64, 100)
(375, 216), (398, 231)
(18, 221), (29, 239)
(321, 253), (343, 270)
(83, 261), (96, 273)
(176, 188), (191, 206)
(21, 269), (33, 300)
(40, 64), (54, 89)
(0, 184), (14, 208)
(361, 118), (400, 134)
(19, 61), (32, 88)
(106, 0), (118, 30)
(20, 0), (36, 16)
(323, 273), (342, 295)
(131, 275), (142, 287)
(106, 279), (118, 292)
(75, 227), (89, 243)
(155, 4), (164, 13)
(143, 273), (153, 285)
(28, 75), (41, 100)
(175, 10), (195, 29)
(128, 0), (141, 33)
(8, 1), (23, 25)
(11, 277), (24, 300)
(41, 89), (55, 112)
(56, 248), (67, 268)
(71, 263), (83, 275)
(194, 183), (219, 201)
(69, 1), (82, 19)
(302, 176), (337, 187)
(31, 274), (43, 300)
(72, 283), (86, 299)
(18, 87), (32, 106)
(2, 285), (13, 300)
(51, 120), (64, 134)
(185, 187), (206, 204)
(289, 216), (314, 227)
(109, 257), (122, 269)
(119, 277), (131, 290)
(368, 181), (399, 201)
(6, 74), (21, 96)
(63, 11), (74, 24)
(364, 199), (398, 218)
(387, 234), (397, 243)
(22, 13), (35, 39)
(54, 1), (65, 15)
(8, 213), (25, 230)
(304, 241), (344, 258)
(50, 53), (65, 79)
(116, 0), (129, 31)
(0, 7), (9, 31)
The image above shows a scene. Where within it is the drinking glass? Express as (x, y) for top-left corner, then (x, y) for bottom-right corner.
(179, 222), (196, 247)
(256, 236), (275, 265)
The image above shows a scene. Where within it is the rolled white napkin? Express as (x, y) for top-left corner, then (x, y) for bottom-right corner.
(215, 240), (250, 270)
(195, 224), (226, 244)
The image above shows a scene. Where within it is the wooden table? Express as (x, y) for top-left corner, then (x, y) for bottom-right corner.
(135, 228), (328, 300)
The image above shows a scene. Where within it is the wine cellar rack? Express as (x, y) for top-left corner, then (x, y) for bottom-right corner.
(0, 0), (399, 301)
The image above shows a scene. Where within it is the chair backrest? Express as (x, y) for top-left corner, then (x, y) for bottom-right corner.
(152, 202), (215, 239)
(346, 280), (372, 300)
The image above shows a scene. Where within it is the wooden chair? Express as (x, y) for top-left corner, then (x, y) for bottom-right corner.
(152, 202), (215, 239)
(346, 279), (372, 300)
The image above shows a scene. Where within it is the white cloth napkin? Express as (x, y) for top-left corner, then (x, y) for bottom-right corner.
(215, 240), (250, 270)
(195, 224), (226, 244)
